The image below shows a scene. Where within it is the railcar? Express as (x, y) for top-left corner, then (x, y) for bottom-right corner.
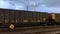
(0, 8), (59, 29)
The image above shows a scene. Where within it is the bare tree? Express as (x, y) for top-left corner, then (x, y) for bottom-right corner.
(8, 0), (40, 11)
(9, 0), (29, 11)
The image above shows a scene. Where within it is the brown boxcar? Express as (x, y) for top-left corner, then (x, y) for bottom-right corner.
(55, 14), (60, 22)
(0, 8), (49, 27)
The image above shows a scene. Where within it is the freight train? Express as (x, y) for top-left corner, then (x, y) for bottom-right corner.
(0, 8), (59, 29)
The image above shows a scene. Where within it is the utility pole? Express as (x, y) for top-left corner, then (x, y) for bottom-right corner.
(25, 0), (29, 11)
(16, 0), (29, 11)
(33, 2), (36, 11)
(30, 1), (40, 11)
(26, 5), (28, 11)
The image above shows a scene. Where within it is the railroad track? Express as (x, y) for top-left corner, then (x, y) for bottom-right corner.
(0, 25), (60, 34)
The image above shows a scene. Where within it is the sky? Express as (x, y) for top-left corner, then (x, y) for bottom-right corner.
(0, 0), (60, 13)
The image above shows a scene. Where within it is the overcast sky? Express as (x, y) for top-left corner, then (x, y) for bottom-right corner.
(0, 0), (60, 13)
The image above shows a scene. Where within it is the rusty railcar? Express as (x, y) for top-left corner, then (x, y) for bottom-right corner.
(0, 8), (49, 27)
(54, 13), (60, 25)
(48, 13), (60, 25)
(55, 13), (60, 23)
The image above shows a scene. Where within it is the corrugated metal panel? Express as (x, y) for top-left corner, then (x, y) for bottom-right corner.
(42, 12), (48, 22)
(4, 10), (9, 23)
(21, 11), (25, 23)
(15, 11), (20, 23)
(28, 12), (32, 23)
(0, 10), (5, 24)
(9, 11), (15, 23)
(55, 14), (60, 22)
